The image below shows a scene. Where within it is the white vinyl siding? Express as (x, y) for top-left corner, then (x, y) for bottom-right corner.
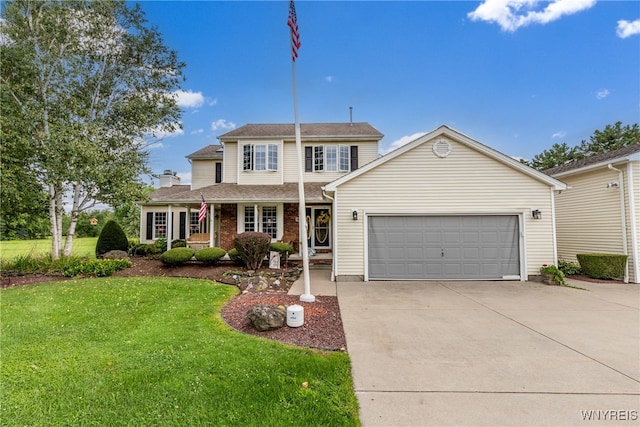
(555, 163), (639, 283)
(224, 141), (238, 183)
(191, 159), (218, 190)
(332, 137), (555, 278)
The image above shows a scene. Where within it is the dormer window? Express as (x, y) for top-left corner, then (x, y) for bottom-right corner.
(243, 143), (278, 171)
(307, 144), (354, 172)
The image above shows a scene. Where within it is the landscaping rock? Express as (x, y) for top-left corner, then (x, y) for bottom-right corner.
(102, 250), (129, 260)
(247, 304), (286, 331)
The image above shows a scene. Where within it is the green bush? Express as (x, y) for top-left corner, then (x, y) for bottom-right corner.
(95, 220), (128, 258)
(194, 247), (227, 265)
(558, 259), (581, 276)
(227, 248), (244, 266)
(234, 232), (271, 270)
(270, 242), (294, 255)
(160, 248), (195, 266)
(63, 258), (132, 277)
(171, 239), (186, 248)
(576, 253), (627, 280)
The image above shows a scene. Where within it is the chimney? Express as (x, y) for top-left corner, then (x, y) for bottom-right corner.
(158, 170), (180, 188)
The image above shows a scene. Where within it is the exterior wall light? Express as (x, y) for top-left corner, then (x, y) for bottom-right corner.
(532, 209), (541, 220)
(352, 210), (358, 221)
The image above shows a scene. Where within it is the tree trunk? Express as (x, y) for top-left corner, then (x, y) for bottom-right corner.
(49, 183), (60, 259)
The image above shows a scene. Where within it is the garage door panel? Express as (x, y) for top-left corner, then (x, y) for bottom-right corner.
(368, 215), (520, 280)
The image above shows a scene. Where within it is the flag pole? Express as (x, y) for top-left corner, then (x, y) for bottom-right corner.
(289, 1), (314, 302)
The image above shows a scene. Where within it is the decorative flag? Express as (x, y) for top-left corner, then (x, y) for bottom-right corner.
(287, 0), (300, 62)
(198, 195), (207, 223)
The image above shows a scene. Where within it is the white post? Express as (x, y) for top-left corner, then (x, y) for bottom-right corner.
(209, 204), (215, 247)
(292, 61), (314, 302)
(166, 205), (173, 250)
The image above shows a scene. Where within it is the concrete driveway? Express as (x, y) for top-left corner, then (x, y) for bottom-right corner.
(337, 280), (640, 426)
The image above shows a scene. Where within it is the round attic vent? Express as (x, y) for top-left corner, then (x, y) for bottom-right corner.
(433, 139), (452, 158)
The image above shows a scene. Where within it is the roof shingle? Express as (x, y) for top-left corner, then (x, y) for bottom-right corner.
(218, 123), (383, 140)
(544, 143), (640, 176)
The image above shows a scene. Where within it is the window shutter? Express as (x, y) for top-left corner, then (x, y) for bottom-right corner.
(215, 162), (222, 183)
(243, 145), (253, 171)
(146, 212), (153, 240)
(179, 212), (186, 239)
(305, 147), (312, 172)
(350, 146), (359, 171)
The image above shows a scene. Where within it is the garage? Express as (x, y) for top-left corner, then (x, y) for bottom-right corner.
(367, 215), (520, 280)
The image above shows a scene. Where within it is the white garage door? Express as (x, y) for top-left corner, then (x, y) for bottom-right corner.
(368, 215), (520, 280)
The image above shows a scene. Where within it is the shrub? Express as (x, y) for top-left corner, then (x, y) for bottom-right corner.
(227, 248), (244, 266)
(194, 247), (227, 265)
(63, 258), (132, 277)
(558, 259), (581, 276)
(160, 248), (195, 266)
(234, 232), (271, 270)
(95, 220), (128, 258)
(576, 253), (627, 280)
(171, 239), (186, 248)
(540, 264), (566, 286)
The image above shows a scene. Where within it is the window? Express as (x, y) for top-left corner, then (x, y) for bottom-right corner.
(326, 146), (337, 172)
(154, 212), (167, 238)
(244, 206), (256, 232)
(243, 144), (278, 171)
(314, 146), (324, 172)
(262, 206), (277, 238)
(309, 144), (350, 172)
(339, 145), (350, 171)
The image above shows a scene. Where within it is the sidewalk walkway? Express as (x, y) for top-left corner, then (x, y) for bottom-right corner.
(287, 268), (336, 296)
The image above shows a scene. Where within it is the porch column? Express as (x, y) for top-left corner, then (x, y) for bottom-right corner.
(166, 205), (173, 250)
(209, 204), (215, 247)
(186, 206), (191, 239)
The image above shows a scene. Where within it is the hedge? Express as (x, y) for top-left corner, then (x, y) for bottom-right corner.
(194, 247), (227, 265)
(160, 248), (195, 266)
(576, 253), (627, 280)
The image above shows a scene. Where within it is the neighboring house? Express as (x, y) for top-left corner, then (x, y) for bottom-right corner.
(139, 122), (384, 254)
(545, 144), (640, 284)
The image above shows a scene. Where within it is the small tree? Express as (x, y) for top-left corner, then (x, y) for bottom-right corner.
(234, 232), (271, 270)
(95, 220), (128, 258)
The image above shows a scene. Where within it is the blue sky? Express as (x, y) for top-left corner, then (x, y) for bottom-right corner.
(138, 0), (640, 184)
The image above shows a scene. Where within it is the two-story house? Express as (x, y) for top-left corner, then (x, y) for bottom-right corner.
(141, 123), (568, 282)
(139, 122), (384, 254)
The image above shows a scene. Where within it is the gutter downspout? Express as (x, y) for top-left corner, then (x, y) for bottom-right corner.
(608, 164), (629, 283)
(322, 188), (336, 282)
(626, 162), (639, 283)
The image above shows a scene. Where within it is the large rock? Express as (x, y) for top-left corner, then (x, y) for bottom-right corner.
(247, 304), (286, 331)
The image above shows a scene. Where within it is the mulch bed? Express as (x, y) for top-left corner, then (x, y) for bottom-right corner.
(1, 257), (347, 351)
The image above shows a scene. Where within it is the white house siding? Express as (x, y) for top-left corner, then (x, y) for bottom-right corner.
(223, 141), (238, 183)
(630, 162), (640, 283)
(283, 140), (380, 183)
(555, 168), (627, 266)
(191, 159), (217, 190)
(235, 141), (284, 185)
(139, 205), (191, 244)
(333, 137), (556, 279)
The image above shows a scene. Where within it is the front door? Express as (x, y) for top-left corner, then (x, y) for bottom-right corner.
(306, 207), (331, 249)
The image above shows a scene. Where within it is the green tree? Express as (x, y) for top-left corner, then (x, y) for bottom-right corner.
(579, 121), (640, 157)
(529, 142), (581, 171)
(1, 0), (184, 258)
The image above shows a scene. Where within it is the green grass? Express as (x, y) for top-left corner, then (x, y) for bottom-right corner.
(0, 277), (359, 426)
(0, 237), (98, 261)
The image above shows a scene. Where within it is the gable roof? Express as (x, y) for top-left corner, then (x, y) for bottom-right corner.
(544, 143), (640, 177)
(218, 123), (383, 141)
(186, 144), (224, 160)
(324, 125), (568, 191)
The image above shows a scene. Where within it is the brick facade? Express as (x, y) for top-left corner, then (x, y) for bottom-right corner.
(219, 203), (237, 250)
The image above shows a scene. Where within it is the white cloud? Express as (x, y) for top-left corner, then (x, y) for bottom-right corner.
(384, 132), (427, 154)
(173, 90), (205, 108)
(208, 98), (218, 107)
(596, 88), (610, 100)
(617, 19), (640, 39)
(190, 128), (204, 135)
(324, 76), (334, 83)
(146, 123), (183, 139)
(552, 131), (566, 139)
(211, 119), (236, 132)
(468, 0), (596, 32)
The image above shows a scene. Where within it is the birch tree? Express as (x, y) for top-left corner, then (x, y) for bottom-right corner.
(1, 0), (184, 257)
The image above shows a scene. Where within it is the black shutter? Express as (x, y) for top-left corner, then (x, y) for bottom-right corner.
(243, 145), (253, 170)
(146, 212), (153, 240)
(215, 162), (222, 183)
(179, 212), (186, 239)
(350, 146), (359, 171)
(305, 147), (312, 172)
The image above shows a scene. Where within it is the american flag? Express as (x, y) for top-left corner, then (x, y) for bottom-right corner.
(198, 195), (207, 223)
(287, 0), (300, 62)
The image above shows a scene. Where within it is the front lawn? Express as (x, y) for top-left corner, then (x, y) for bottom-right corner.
(0, 277), (359, 426)
(0, 237), (98, 261)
